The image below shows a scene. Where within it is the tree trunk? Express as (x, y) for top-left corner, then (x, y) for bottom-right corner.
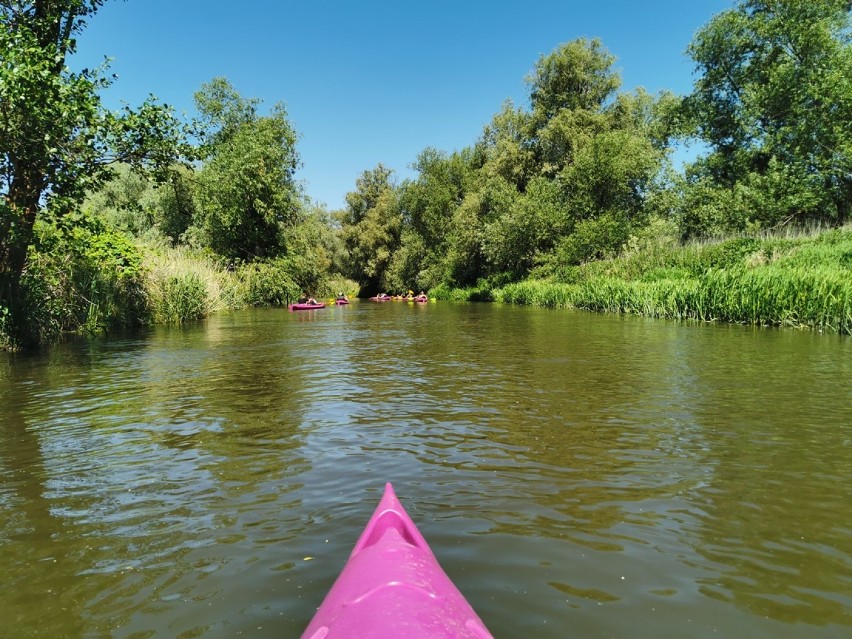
(2, 170), (43, 346)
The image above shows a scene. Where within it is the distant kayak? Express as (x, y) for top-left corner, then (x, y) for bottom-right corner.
(413, 295), (428, 303)
(301, 483), (493, 639)
(289, 302), (326, 311)
(334, 299), (349, 305)
(368, 295), (391, 302)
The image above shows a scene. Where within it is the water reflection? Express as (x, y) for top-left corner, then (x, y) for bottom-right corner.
(1, 303), (850, 638)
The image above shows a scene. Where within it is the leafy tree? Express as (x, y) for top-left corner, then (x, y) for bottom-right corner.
(1, 1), (190, 345)
(480, 39), (667, 273)
(193, 76), (260, 152)
(385, 147), (482, 290)
(682, 0), (851, 231)
(479, 101), (535, 190)
(380, 38), (672, 288)
(284, 201), (341, 294)
(527, 37), (621, 123)
(82, 163), (158, 236)
(84, 162), (197, 243)
(191, 78), (300, 260)
(154, 164), (196, 244)
(481, 176), (563, 277)
(337, 164), (400, 292)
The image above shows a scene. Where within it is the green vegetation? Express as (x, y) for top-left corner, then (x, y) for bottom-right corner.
(482, 225), (852, 334)
(331, 1), (850, 333)
(0, 2), (339, 349)
(2, 0), (850, 349)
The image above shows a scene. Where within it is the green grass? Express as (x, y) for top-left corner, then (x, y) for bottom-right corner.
(446, 225), (852, 335)
(142, 245), (239, 323)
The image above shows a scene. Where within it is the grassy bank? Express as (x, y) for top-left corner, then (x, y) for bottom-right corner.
(435, 226), (852, 335)
(1, 231), (358, 350)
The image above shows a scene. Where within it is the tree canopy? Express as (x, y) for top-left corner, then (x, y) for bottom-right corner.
(191, 78), (301, 261)
(680, 0), (852, 233)
(1, 0), (190, 342)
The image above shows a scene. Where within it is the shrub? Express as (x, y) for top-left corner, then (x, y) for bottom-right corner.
(147, 273), (209, 323)
(237, 258), (300, 306)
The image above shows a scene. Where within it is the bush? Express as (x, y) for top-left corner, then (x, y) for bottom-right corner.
(237, 258), (300, 306)
(554, 212), (630, 266)
(147, 273), (209, 323)
(4, 213), (150, 347)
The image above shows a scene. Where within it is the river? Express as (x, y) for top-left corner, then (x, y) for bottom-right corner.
(1, 301), (850, 638)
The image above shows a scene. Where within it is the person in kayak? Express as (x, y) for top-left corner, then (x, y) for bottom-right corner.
(336, 292), (347, 301)
(298, 293), (319, 305)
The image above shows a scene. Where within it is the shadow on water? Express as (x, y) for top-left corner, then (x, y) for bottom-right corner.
(1, 302), (850, 638)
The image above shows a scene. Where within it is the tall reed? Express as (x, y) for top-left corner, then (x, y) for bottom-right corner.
(485, 225), (852, 334)
(142, 245), (241, 323)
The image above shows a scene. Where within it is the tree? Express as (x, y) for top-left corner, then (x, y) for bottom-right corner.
(383, 146), (483, 290)
(682, 0), (852, 230)
(337, 164), (400, 292)
(1, 1), (190, 344)
(527, 38), (620, 125)
(479, 101), (535, 190)
(191, 79), (300, 260)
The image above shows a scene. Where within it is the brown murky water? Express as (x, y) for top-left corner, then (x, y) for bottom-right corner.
(1, 301), (850, 638)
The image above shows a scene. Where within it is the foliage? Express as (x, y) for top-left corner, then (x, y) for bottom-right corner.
(337, 164), (401, 292)
(553, 212), (632, 266)
(236, 258), (299, 306)
(3, 209), (148, 347)
(334, 38), (672, 293)
(0, 1), (191, 346)
(154, 164), (197, 243)
(145, 272), (208, 324)
(680, 0), (852, 232)
(141, 241), (251, 318)
(488, 224), (852, 334)
(191, 78), (301, 261)
(334, 2), (850, 299)
(527, 37), (620, 122)
(82, 163), (159, 236)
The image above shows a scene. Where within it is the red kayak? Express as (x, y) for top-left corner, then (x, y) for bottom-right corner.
(334, 299), (349, 305)
(289, 302), (326, 311)
(301, 483), (493, 638)
(368, 295), (391, 302)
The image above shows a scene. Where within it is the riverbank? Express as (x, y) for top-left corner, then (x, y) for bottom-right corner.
(0, 233), (357, 351)
(432, 225), (852, 335)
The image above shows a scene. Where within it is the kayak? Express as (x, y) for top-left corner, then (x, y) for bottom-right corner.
(301, 483), (493, 639)
(289, 302), (326, 311)
(413, 295), (428, 303)
(368, 295), (391, 302)
(334, 299), (349, 305)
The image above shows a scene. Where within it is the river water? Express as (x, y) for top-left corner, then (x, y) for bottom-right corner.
(1, 301), (850, 638)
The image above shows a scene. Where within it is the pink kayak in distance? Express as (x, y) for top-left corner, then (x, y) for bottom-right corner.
(289, 302), (326, 311)
(300, 483), (493, 639)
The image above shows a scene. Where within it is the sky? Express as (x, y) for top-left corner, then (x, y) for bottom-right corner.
(73, 0), (735, 211)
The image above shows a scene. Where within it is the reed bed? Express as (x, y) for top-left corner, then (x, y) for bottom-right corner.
(481, 226), (852, 334)
(142, 245), (241, 323)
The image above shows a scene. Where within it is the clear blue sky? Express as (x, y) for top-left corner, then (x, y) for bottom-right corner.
(73, 0), (734, 211)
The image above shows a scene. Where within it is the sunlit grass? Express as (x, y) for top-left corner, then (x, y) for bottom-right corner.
(142, 244), (242, 323)
(477, 225), (852, 334)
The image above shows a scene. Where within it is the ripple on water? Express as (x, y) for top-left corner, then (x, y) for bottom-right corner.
(1, 305), (850, 638)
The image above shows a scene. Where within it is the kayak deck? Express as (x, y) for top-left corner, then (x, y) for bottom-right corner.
(301, 483), (492, 638)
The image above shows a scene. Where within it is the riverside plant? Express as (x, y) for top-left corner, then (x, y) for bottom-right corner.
(142, 245), (241, 323)
(484, 225), (852, 335)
